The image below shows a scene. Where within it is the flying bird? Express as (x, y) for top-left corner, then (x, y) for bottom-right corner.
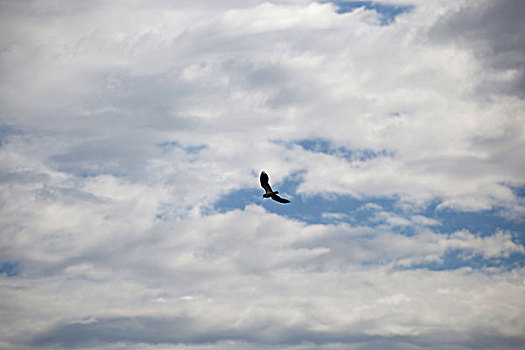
(260, 171), (290, 204)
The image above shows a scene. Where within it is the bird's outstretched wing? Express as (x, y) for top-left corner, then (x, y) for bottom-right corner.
(260, 171), (273, 194)
(271, 193), (290, 203)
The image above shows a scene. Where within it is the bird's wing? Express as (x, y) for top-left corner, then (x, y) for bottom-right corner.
(271, 193), (290, 204)
(260, 171), (273, 193)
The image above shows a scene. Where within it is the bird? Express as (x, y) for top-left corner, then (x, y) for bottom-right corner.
(260, 171), (290, 204)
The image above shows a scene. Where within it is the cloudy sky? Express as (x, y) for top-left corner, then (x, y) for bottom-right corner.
(1, 0), (524, 349)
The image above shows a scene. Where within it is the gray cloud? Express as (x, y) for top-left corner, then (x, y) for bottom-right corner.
(430, 0), (525, 97)
(28, 316), (525, 349)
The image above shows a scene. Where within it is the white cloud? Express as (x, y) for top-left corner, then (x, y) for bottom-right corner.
(2, 200), (525, 348)
(1, 0), (525, 349)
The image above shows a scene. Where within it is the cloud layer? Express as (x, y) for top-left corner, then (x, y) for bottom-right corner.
(1, 0), (524, 349)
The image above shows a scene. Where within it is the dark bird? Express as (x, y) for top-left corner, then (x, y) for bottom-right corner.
(260, 171), (290, 204)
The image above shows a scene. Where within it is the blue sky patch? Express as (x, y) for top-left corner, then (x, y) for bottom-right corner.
(509, 184), (525, 198)
(212, 185), (525, 270)
(292, 138), (394, 162)
(420, 200), (524, 234)
(212, 170), (524, 271)
(0, 261), (20, 277)
(321, 1), (413, 25)
(404, 250), (525, 272)
(214, 187), (523, 233)
(213, 174), (524, 235)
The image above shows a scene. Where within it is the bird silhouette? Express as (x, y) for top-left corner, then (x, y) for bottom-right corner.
(260, 171), (290, 204)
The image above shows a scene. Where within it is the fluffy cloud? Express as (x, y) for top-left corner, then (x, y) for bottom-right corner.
(2, 203), (525, 349)
(1, 0), (523, 212)
(1, 0), (524, 349)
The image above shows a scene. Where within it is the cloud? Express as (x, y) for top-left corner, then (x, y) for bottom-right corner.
(1, 0), (523, 215)
(430, 0), (525, 97)
(29, 314), (525, 349)
(1, 0), (524, 349)
(2, 198), (524, 348)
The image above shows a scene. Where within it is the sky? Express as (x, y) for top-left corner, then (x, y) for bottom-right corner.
(1, 0), (524, 349)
